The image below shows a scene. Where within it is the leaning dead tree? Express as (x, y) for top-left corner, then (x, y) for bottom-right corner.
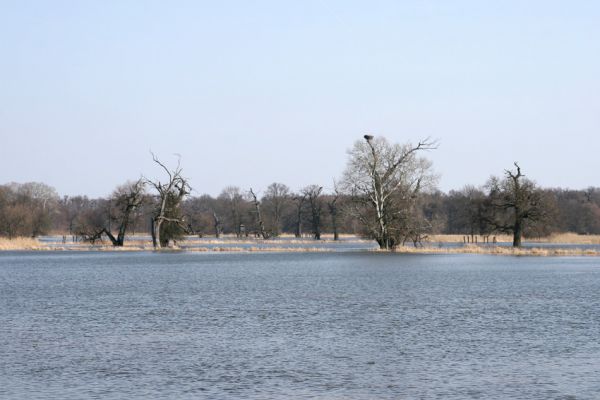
(146, 153), (191, 249)
(249, 188), (269, 239)
(103, 179), (145, 246)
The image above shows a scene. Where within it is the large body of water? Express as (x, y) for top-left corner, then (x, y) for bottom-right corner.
(1, 251), (599, 399)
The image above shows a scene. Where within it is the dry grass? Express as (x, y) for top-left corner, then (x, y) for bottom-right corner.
(3, 234), (600, 257)
(427, 233), (600, 245)
(427, 234), (514, 243)
(527, 232), (600, 244)
(0, 237), (49, 251)
(387, 244), (599, 257)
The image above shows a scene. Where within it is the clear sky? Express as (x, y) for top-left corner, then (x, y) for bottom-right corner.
(1, 1), (598, 197)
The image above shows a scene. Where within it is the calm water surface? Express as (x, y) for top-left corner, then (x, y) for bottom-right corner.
(1, 251), (599, 399)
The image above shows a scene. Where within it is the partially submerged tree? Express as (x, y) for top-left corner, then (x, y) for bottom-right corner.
(341, 135), (437, 250)
(147, 154), (191, 249)
(486, 163), (547, 247)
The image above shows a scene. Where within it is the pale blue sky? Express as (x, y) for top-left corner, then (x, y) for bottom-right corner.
(1, 1), (598, 197)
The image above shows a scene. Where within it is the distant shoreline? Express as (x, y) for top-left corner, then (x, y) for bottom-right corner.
(2, 234), (600, 256)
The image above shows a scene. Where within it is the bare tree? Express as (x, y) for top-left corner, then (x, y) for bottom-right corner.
(0, 183), (59, 238)
(212, 211), (222, 238)
(263, 182), (290, 236)
(292, 193), (306, 238)
(146, 154), (191, 249)
(219, 186), (245, 237)
(327, 183), (341, 241)
(73, 199), (110, 244)
(249, 188), (269, 239)
(341, 135), (437, 250)
(13, 182), (59, 237)
(103, 179), (146, 246)
(303, 185), (323, 240)
(445, 186), (492, 240)
(59, 196), (90, 236)
(0, 204), (29, 239)
(486, 163), (547, 247)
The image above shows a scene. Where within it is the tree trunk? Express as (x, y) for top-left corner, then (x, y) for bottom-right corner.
(295, 201), (303, 238)
(151, 218), (162, 249)
(103, 228), (120, 246)
(213, 212), (221, 238)
(513, 218), (523, 247)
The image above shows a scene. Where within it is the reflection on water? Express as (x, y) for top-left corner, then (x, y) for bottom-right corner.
(1, 252), (599, 399)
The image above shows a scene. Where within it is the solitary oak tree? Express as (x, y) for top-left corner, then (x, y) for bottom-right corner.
(487, 163), (547, 247)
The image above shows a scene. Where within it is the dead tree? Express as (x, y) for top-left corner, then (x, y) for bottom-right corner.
(146, 154), (191, 249)
(249, 188), (269, 239)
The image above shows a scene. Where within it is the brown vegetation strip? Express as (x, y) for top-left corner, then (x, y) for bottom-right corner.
(1, 237), (599, 256)
(391, 245), (599, 257)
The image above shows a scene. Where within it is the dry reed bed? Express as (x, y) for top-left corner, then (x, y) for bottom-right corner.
(427, 233), (600, 245)
(1, 237), (600, 256)
(391, 245), (599, 257)
(0, 237), (48, 251)
(529, 233), (600, 244)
